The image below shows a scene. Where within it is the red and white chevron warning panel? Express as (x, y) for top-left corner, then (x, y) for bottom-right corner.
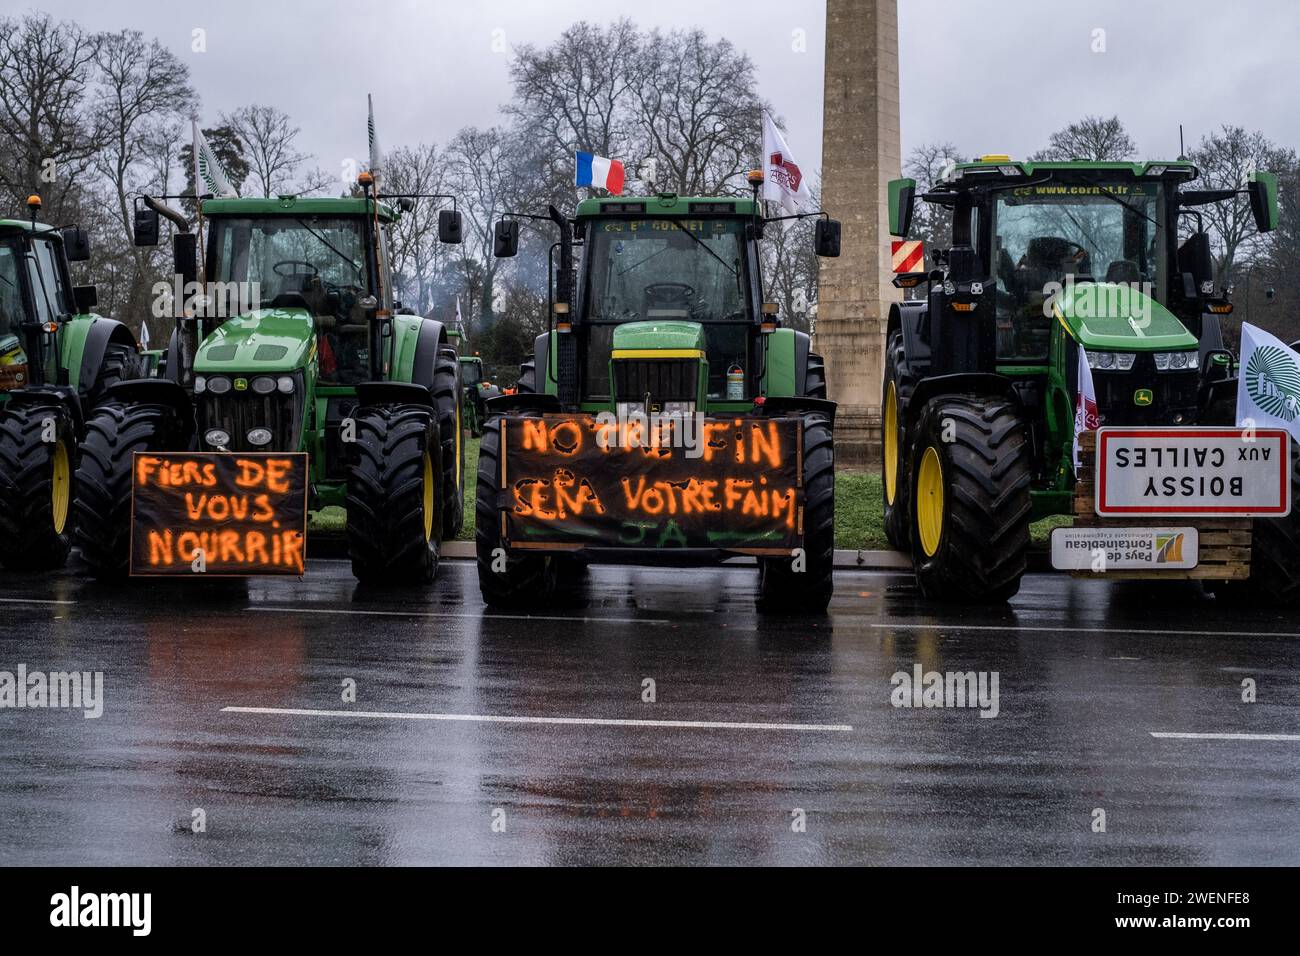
(891, 239), (925, 273)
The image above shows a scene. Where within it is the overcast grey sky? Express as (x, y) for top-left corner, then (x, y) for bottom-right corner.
(31, 0), (1300, 179)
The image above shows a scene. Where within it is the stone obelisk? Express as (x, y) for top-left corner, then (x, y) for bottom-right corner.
(815, 0), (902, 465)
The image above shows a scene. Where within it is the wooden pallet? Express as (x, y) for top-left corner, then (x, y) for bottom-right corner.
(1065, 431), (1251, 580)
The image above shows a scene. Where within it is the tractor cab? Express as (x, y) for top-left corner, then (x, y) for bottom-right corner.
(202, 199), (391, 388)
(578, 206), (755, 405)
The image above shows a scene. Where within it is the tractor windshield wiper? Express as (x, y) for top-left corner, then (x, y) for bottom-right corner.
(293, 219), (363, 280)
(667, 219), (737, 276)
(1094, 186), (1163, 231)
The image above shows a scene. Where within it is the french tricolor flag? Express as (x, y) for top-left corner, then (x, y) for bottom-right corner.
(575, 150), (625, 195)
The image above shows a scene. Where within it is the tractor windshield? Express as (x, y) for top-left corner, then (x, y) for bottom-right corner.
(209, 215), (373, 383)
(991, 181), (1165, 361)
(582, 217), (750, 395)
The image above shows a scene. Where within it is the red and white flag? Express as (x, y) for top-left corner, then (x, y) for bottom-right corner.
(1073, 343), (1099, 470)
(761, 112), (811, 215)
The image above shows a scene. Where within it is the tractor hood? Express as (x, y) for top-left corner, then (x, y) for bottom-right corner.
(1054, 282), (1197, 351)
(611, 320), (705, 355)
(194, 308), (316, 373)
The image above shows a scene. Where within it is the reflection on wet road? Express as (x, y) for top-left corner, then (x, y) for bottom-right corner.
(1, 559), (1298, 865)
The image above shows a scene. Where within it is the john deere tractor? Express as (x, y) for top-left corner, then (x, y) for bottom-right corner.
(883, 156), (1294, 602)
(0, 196), (142, 570)
(479, 185), (841, 611)
(73, 175), (465, 582)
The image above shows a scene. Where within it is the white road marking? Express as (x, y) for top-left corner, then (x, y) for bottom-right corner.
(245, 605), (670, 625)
(1151, 731), (1300, 742)
(222, 705), (853, 733)
(0, 597), (77, 606)
(869, 622), (1296, 639)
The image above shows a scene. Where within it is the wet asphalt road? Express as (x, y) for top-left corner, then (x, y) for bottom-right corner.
(1, 556), (1298, 866)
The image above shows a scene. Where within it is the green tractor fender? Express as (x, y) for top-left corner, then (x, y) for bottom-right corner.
(903, 372), (1020, 430)
(760, 328), (818, 398)
(60, 315), (138, 399)
(388, 314), (449, 389)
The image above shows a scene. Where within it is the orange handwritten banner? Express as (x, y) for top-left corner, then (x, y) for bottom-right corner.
(130, 451), (308, 576)
(502, 415), (802, 552)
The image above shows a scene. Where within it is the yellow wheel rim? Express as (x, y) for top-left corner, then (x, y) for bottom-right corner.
(916, 446), (944, 558)
(51, 440), (70, 535)
(884, 381), (899, 505)
(422, 449), (435, 542)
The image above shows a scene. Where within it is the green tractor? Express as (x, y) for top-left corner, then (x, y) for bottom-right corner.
(73, 175), (466, 582)
(0, 195), (142, 570)
(479, 186), (841, 611)
(457, 354), (500, 437)
(883, 156), (1294, 602)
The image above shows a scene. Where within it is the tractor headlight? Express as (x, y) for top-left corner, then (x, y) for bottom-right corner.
(206, 375), (232, 395)
(276, 375), (295, 394)
(1154, 350), (1199, 371)
(251, 375), (277, 395)
(195, 375), (206, 394)
(204, 428), (230, 448)
(246, 427), (273, 447)
(1086, 351), (1136, 371)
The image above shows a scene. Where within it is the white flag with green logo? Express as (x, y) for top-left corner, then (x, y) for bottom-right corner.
(1237, 322), (1300, 441)
(192, 121), (238, 200)
(367, 93), (383, 184)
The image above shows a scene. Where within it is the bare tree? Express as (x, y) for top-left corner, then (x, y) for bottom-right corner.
(92, 28), (196, 318)
(0, 13), (103, 219)
(1190, 125), (1297, 281)
(904, 140), (961, 260)
(631, 29), (767, 196)
(507, 19), (640, 164)
(443, 126), (523, 330)
(761, 182), (821, 331)
(222, 104), (308, 197)
(1030, 115), (1136, 162)
(384, 142), (456, 316)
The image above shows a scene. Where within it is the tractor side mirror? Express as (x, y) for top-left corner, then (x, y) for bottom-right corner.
(72, 285), (97, 314)
(134, 206), (160, 247)
(173, 232), (198, 288)
(814, 218), (842, 258)
(1177, 232), (1214, 294)
(62, 226), (91, 262)
(493, 220), (519, 258)
(888, 177), (916, 238)
(1247, 171), (1279, 233)
(439, 209), (463, 244)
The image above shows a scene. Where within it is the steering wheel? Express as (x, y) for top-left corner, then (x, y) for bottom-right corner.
(644, 282), (695, 302)
(272, 260), (319, 278)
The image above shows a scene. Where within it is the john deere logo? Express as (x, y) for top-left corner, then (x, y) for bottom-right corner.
(1134, 388), (1153, 406)
(234, 377), (248, 391)
(1245, 345), (1300, 422)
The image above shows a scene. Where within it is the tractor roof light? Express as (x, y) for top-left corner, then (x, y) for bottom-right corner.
(26, 194), (42, 212)
(746, 169), (764, 185)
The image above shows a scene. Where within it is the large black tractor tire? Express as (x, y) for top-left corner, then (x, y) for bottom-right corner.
(75, 401), (181, 580)
(475, 415), (582, 608)
(85, 342), (144, 408)
(908, 395), (1033, 603)
(346, 404), (442, 585)
(1210, 442), (1300, 605)
(881, 329), (915, 551)
(433, 348), (464, 540)
(756, 411), (835, 613)
(516, 360), (536, 394)
(0, 403), (77, 571)
(805, 352), (827, 399)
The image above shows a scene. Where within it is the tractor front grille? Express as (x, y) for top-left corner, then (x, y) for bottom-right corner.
(199, 387), (301, 452)
(612, 358), (699, 406)
(1093, 358), (1199, 425)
